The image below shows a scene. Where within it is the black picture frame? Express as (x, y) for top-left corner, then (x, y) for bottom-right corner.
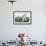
(13, 11), (32, 25)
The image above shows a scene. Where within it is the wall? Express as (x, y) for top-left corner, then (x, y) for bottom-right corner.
(0, 0), (46, 41)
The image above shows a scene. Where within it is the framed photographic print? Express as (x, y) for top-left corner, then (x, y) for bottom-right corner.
(13, 11), (32, 25)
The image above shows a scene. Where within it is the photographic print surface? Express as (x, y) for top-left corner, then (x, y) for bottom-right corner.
(13, 11), (32, 25)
